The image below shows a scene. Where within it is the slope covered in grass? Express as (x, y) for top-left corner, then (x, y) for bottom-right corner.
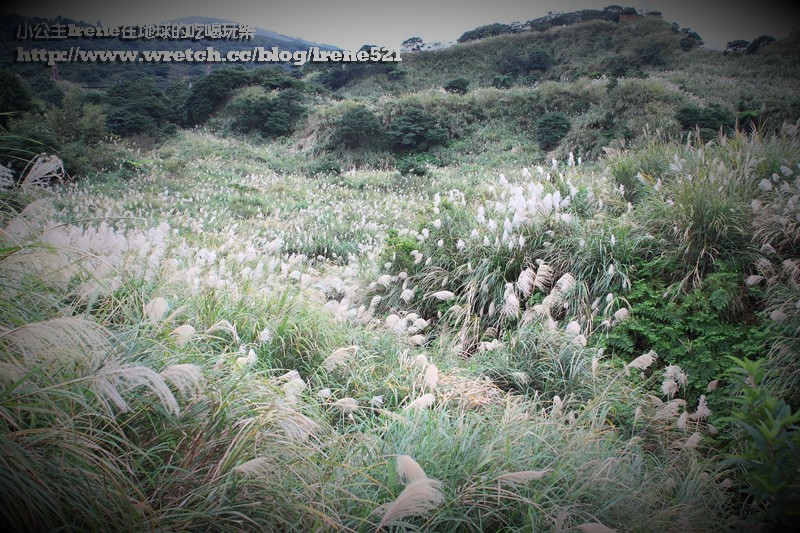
(2, 123), (799, 529)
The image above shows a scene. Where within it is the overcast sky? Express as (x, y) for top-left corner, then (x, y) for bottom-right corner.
(6, 0), (798, 51)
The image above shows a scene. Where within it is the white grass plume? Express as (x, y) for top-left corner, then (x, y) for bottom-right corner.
(19, 154), (65, 191)
(493, 469), (550, 486)
(627, 350), (658, 371)
(93, 361), (180, 416)
(517, 267), (536, 297)
(555, 272), (575, 294)
(502, 282), (520, 318)
(533, 262), (554, 291)
(576, 523), (618, 533)
(276, 406), (320, 443)
(205, 319), (239, 342)
(170, 324), (196, 346)
(423, 363), (439, 390)
(0, 163), (13, 190)
(322, 345), (358, 371)
(377, 458), (443, 526)
(233, 457), (277, 478)
(406, 393), (435, 410)
(2, 316), (112, 367)
(144, 297), (169, 324)
(333, 397), (359, 414)
(376, 478), (445, 529)
(653, 398), (686, 421)
(396, 455), (428, 484)
(160, 363), (203, 397)
(431, 290), (455, 301)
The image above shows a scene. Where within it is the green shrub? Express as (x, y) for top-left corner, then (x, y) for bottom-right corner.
(385, 106), (447, 152)
(497, 48), (553, 80)
(676, 104), (736, 140)
(534, 112), (571, 151)
(395, 152), (436, 176)
(602, 268), (770, 401)
(0, 70), (35, 127)
(227, 87), (306, 138)
(307, 155), (341, 176)
(444, 78), (470, 95)
(104, 79), (174, 137)
(181, 66), (251, 126)
(330, 105), (383, 149)
(723, 357), (800, 528)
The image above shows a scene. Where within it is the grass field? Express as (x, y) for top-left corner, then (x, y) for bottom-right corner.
(2, 122), (799, 530)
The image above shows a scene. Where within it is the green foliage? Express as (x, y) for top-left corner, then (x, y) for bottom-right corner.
(534, 112), (571, 151)
(228, 87), (306, 138)
(182, 67), (251, 126)
(4, 86), (116, 177)
(385, 106), (447, 152)
(676, 104), (736, 140)
(0, 70), (35, 127)
(747, 35), (776, 54)
(603, 270), (770, 399)
(443, 78), (470, 95)
(458, 23), (514, 43)
(492, 73), (513, 89)
(104, 78), (174, 137)
(307, 154), (341, 176)
(395, 152), (437, 176)
(725, 40), (751, 55)
(330, 105), (383, 149)
(497, 48), (553, 80)
(679, 29), (704, 50)
(723, 357), (800, 528)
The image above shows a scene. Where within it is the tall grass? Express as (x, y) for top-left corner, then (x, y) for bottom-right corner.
(6, 123), (791, 529)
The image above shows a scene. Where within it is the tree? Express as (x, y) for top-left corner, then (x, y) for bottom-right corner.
(385, 107), (447, 152)
(747, 35), (775, 54)
(181, 67), (251, 126)
(535, 112), (571, 151)
(331, 105), (383, 149)
(104, 79), (171, 137)
(0, 70), (34, 127)
(724, 40), (750, 55)
(679, 29), (704, 50)
(229, 88), (306, 138)
(458, 23), (513, 43)
(401, 37), (424, 52)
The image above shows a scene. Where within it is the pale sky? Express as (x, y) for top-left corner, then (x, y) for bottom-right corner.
(5, 0), (798, 51)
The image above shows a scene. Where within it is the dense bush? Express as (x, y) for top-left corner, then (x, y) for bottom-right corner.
(444, 78), (470, 95)
(534, 112), (571, 151)
(457, 23), (514, 43)
(307, 154), (342, 176)
(395, 152), (437, 176)
(181, 67), (252, 126)
(385, 106), (447, 152)
(330, 105), (383, 149)
(676, 104), (736, 139)
(497, 48), (553, 79)
(104, 79), (174, 137)
(602, 269), (769, 401)
(0, 70), (35, 127)
(228, 87), (306, 138)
